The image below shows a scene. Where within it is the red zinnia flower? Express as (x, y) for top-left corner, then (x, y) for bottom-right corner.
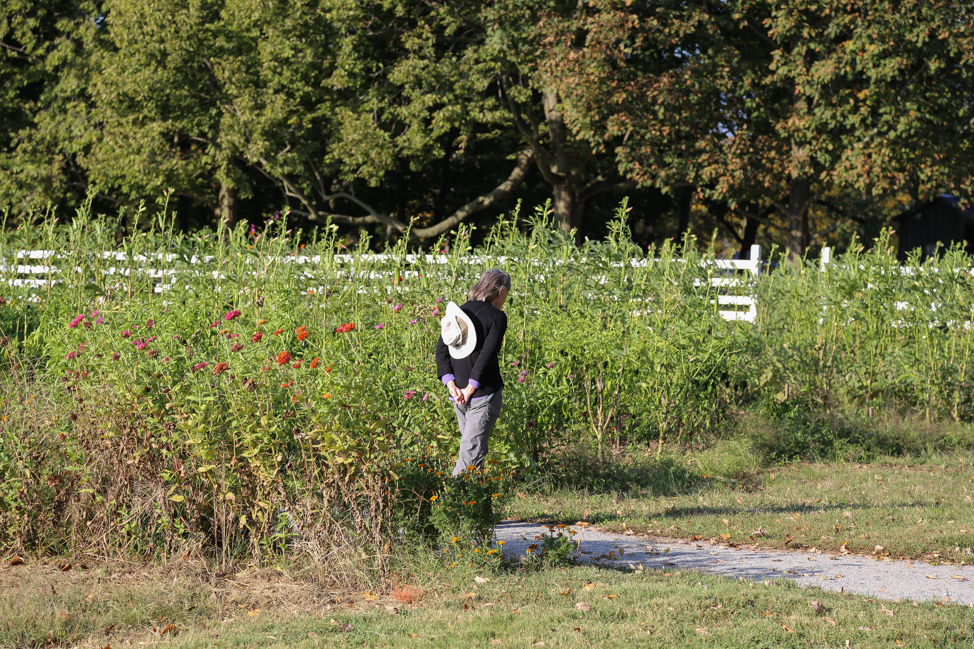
(68, 314), (85, 329)
(295, 325), (309, 341)
(231, 343), (244, 352)
(192, 362), (209, 373)
(309, 358), (320, 369)
(277, 350), (293, 365)
(273, 328), (284, 336)
(335, 322), (356, 334)
(212, 362), (229, 375)
(252, 331), (263, 343)
(292, 359), (303, 369)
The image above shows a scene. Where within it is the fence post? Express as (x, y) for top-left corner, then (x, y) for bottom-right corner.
(749, 244), (762, 274)
(820, 247), (832, 272)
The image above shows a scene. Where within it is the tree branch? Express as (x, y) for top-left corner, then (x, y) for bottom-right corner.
(409, 148), (534, 239)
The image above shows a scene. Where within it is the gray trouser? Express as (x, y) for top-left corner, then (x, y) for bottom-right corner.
(451, 391), (503, 477)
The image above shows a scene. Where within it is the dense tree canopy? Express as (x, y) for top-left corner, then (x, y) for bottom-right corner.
(2, 0), (972, 254)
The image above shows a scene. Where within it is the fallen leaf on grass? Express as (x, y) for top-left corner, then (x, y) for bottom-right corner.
(825, 618), (837, 626)
(881, 604), (895, 617)
(246, 609), (260, 618)
(460, 592), (477, 599)
(474, 576), (490, 585)
(576, 602), (592, 612)
(782, 625), (795, 633)
(151, 624), (176, 636)
(8, 556), (23, 566)
(581, 582), (596, 591)
(363, 590), (380, 600)
(810, 601), (827, 615)
(602, 595), (618, 600)
(925, 574), (938, 579)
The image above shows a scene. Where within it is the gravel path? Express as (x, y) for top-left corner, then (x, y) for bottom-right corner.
(495, 521), (974, 606)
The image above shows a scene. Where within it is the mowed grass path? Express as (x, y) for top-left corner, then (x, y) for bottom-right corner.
(506, 452), (974, 565)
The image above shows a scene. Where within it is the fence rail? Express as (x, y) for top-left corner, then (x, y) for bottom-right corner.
(2, 245), (764, 322)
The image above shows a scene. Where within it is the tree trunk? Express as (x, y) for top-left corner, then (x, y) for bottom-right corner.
(542, 89), (585, 238)
(676, 187), (693, 242)
(739, 214), (760, 259)
(218, 183), (238, 229)
(787, 171), (810, 263)
(552, 181), (584, 235)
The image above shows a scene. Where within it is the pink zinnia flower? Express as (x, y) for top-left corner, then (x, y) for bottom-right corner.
(393, 303), (403, 312)
(192, 362), (209, 373)
(404, 390), (417, 400)
(121, 330), (132, 338)
(231, 343), (244, 352)
(546, 362), (556, 368)
(65, 351), (77, 360)
(68, 314), (85, 328)
(252, 331), (263, 343)
(375, 323), (385, 330)
(224, 309), (241, 321)
(517, 370), (527, 383)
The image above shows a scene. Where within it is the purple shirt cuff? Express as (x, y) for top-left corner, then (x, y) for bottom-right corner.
(468, 378), (481, 389)
(441, 374), (456, 386)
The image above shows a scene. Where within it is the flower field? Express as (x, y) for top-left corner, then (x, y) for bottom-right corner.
(2, 201), (974, 573)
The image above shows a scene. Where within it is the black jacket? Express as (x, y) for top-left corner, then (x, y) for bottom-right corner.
(436, 300), (507, 399)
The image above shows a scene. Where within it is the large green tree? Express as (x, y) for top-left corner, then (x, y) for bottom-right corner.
(541, 0), (974, 257)
(0, 1), (105, 217)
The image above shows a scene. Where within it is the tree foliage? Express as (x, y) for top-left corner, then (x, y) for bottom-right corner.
(1, 0), (972, 252)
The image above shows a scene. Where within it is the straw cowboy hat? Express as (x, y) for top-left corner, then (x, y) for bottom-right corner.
(440, 301), (477, 359)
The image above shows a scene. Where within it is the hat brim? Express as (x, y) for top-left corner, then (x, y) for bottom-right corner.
(444, 302), (477, 359)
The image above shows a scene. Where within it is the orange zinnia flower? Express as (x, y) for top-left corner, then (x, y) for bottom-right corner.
(310, 358), (320, 369)
(277, 350), (293, 365)
(295, 325), (309, 341)
(212, 362), (229, 375)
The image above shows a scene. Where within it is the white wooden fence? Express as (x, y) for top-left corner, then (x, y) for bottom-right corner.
(1, 245), (764, 323)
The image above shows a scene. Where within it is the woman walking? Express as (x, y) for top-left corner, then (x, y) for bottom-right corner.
(436, 269), (511, 477)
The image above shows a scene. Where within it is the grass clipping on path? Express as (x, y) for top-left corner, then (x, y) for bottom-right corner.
(3, 559), (969, 649)
(507, 447), (974, 565)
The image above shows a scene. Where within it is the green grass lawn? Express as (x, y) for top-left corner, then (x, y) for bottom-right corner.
(3, 560), (970, 649)
(506, 449), (974, 565)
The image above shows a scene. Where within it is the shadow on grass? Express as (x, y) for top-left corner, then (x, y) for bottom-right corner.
(655, 501), (931, 518)
(532, 447), (706, 498)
